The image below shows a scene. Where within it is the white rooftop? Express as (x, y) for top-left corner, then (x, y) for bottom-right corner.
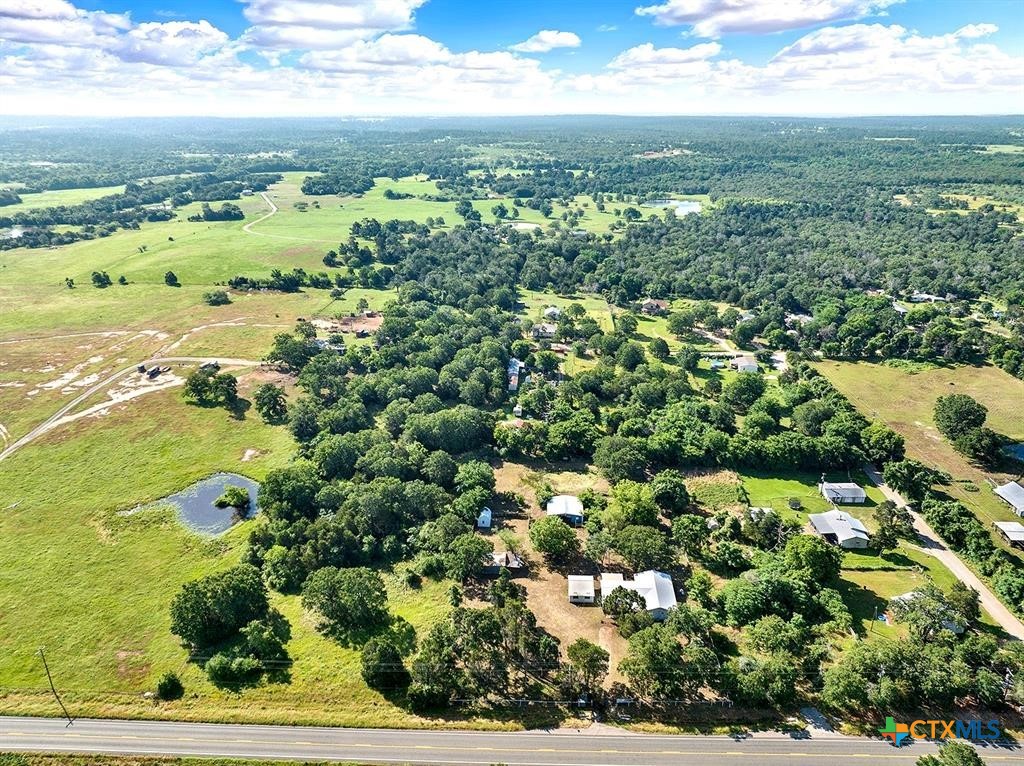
(567, 575), (595, 598)
(809, 510), (870, 545)
(547, 495), (584, 518)
(820, 482), (867, 499)
(995, 481), (1024, 515)
(600, 570), (677, 613)
(995, 521), (1024, 542)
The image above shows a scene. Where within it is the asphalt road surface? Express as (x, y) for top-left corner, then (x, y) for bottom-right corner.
(2, 717), (1023, 765)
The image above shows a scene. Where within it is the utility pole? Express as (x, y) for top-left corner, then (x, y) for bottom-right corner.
(38, 647), (73, 727)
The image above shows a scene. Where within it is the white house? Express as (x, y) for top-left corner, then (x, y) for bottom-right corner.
(600, 570), (678, 621)
(543, 306), (562, 320)
(890, 591), (965, 635)
(640, 298), (669, 316)
(732, 356), (758, 373)
(476, 507), (492, 529)
(819, 481), (867, 504)
(546, 495), (585, 526)
(809, 510), (870, 549)
(568, 575), (596, 604)
(995, 481), (1024, 517)
(909, 292), (947, 303)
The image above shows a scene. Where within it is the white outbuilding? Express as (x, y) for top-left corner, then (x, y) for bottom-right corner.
(809, 510), (870, 549)
(567, 575), (596, 604)
(819, 481), (867, 504)
(546, 495), (585, 526)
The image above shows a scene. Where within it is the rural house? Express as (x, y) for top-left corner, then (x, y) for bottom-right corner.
(532, 322), (557, 340)
(819, 481), (867, 504)
(567, 575), (595, 604)
(809, 510), (870, 549)
(546, 495), (585, 526)
(507, 358), (526, 392)
(600, 570), (678, 621)
(543, 306), (562, 320)
(731, 356), (758, 373)
(640, 298), (669, 316)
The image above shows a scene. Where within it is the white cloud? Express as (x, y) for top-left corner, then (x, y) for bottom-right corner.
(1, 0), (1021, 118)
(0, 1), (225, 67)
(239, 0), (427, 50)
(509, 29), (580, 53)
(634, 0), (902, 37)
(608, 41), (721, 68)
(114, 21), (229, 66)
(597, 24), (618, 32)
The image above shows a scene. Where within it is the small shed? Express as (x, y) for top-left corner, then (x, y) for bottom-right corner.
(820, 481), (867, 504)
(732, 356), (758, 373)
(483, 551), (526, 576)
(995, 521), (1024, 548)
(546, 495), (585, 526)
(476, 507), (492, 529)
(568, 575), (595, 604)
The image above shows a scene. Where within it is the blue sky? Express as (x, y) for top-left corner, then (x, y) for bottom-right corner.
(2, 0), (1022, 116)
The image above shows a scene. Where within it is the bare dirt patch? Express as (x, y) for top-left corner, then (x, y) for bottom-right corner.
(313, 313), (384, 335)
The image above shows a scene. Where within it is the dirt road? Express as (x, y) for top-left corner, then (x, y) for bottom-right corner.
(863, 463), (1024, 640)
(0, 356), (260, 463)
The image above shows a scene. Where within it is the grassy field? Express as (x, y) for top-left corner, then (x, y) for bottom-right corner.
(516, 288), (613, 331)
(4, 184), (127, 211)
(816, 361), (1024, 528)
(0, 386), (534, 728)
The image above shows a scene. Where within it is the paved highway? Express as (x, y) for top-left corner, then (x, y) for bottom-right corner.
(1, 716), (1021, 765)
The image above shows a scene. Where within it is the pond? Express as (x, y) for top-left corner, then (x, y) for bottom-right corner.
(642, 199), (702, 216)
(1005, 444), (1024, 462)
(146, 472), (260, 535)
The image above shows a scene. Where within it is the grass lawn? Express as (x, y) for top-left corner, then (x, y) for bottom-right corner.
(516, 288), (613, 331)
(4, 184), (128, 211)
(816, 360), (1024, 560)
(740, 469), (885, 523)
(0, 388), (537, 729)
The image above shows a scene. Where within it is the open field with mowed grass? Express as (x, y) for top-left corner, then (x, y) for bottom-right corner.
(3, 184), (128, 211)
(816, 361), (1024, 528)
(0, 387), (532, 729)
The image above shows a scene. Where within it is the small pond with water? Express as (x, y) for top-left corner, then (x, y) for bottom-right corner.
(142, 472), (260, 534)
